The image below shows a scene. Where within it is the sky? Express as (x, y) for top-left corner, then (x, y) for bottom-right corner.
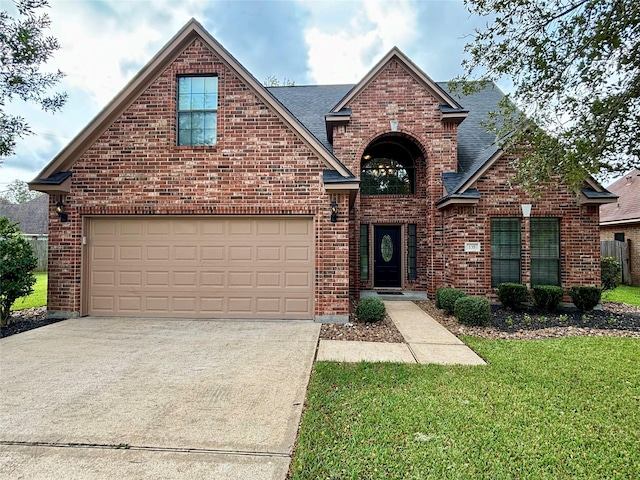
(1, 0), (497, 190)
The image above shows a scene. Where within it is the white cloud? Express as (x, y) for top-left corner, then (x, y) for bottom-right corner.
(303, 0), (418, 84)
(48, 0), (208, 107)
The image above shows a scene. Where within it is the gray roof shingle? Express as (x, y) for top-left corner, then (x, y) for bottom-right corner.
(268, 82), (504, 183)
(0, 194), (49, 235)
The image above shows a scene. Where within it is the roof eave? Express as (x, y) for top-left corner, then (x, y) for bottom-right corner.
(28, 176), (72, 195)
(600, 218), (640, 226)
(436, 197), (480, 209)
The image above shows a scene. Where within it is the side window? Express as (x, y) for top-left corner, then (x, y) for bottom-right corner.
(177, 76), (218, 146)
(491, 218), (521, 287)
(531, 218), (560, 286)
(407, 224), (417, 280)
(360, 224), (369, 280)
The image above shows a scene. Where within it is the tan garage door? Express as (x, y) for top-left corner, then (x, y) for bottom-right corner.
(87, 217), (314, 319)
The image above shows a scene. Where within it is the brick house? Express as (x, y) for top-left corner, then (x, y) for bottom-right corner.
(30, 20), (616, 321)
(600, 170), (640, 286)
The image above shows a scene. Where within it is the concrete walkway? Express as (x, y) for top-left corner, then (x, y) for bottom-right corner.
(317, 301), (486, 365)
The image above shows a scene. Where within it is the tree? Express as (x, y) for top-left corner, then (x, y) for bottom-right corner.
(457, 0), (639, 192)
(0, 178), (41, 203)
(0, 0), (67, 160)
(264, 75), (295, 87)
(0, 217), (37, 326)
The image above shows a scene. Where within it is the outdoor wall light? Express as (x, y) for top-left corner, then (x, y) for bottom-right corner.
(521, 204), (532, 218)
(330, 200), (338, 223)
(55, 201), (68, 222)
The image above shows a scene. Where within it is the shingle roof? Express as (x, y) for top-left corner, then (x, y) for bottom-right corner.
(0, 194), (49, 235)
(599, 169), (640, 223)
(267, 84), (353, 152)
(268, 81), (504, 182)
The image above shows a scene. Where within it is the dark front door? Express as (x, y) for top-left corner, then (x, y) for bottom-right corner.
(374, 226), (401, 288)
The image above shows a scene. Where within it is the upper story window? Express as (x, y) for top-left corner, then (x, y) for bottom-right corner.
(360, 136), (420, 195)
(177, 76), (218, 146)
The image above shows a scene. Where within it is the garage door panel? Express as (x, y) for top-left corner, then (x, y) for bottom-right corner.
(119, 271), (142, 286)
(120, 246), (143, 261)
(88, 217), (313, 319)
(92, 271), (115, 286)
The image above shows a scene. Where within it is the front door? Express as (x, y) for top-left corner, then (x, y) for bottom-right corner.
(374, 226), (401, 288)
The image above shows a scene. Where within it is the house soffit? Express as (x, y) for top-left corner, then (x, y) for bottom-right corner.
(32, 19), (354, 187)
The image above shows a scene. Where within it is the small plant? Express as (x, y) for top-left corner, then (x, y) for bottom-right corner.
(601, 257), (622, 291)
(497, 283), (529, 310)
(532, 285), (564, 313)
(558, 314), (568, 323)
(436, 288), (467, 315)
(454, 296), (491, 326)
(570, 286), (602, 312)
(539, 316), (547, 323)
(1, 218), (38, 326)
(582, 314), (589, 324)
(505, 315), (514, 326)
(356, 297), (386, 323)
(608, 315), (617, 325)
(524, 314), (532, 325)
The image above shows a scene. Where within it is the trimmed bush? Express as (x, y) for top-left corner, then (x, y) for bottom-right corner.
(497, 282), (529, 310)
(356, 297), (386, 322)
(532, 285), (564, 313)
(1, 218), (38, 326)
(570, 286), (602, 312)
(436, 288), (467, 315)
(601, 257), (621, 291)
(454, 296), (491, 326)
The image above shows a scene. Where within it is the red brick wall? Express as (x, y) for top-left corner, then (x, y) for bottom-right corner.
(46, 39), (349, 319)
(440, 155), (602, 300)
(601, 224), (640, 285)
(332, 59), (458, 296)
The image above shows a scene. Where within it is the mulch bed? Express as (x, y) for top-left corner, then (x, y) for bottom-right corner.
(416, 300), (640, 340)
(0, 307), (65, 338)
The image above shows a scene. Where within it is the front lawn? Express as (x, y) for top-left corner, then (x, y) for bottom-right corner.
(602, 285), (640, 306)
(291, 337), (640, 479)
(10, 272), (47, 310)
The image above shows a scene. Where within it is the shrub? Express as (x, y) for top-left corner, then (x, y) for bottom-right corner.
(532, 285), (564, 313)
(454, 296), (491, 326)
(356, 297), (386, 322)
(570, 286), (602, 312)
(497, 282), (529, 309)
(601, 257), (621, 291)
(0, 218), (38, 326)
(436, 288), (467, 315)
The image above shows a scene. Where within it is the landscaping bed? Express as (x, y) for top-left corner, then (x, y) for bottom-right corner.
(0, 307), (65, 338)
(417, 300), (640, 340)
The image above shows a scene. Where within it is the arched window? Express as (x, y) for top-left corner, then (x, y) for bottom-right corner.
(360, 137), (420, 195)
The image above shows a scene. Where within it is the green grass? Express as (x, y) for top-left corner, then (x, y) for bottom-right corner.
(10, 272), (47, 310)
(291, 337), (640, 479)
(602, 285), (640, 306)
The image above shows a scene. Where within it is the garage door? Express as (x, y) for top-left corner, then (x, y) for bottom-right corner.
(87, 217), (314, 319)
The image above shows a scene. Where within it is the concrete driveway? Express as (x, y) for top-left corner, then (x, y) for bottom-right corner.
(0, 317), (320, 479)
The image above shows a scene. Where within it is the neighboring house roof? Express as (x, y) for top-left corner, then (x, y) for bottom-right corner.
(30, 19), (355, 194)
(0, 194), (49, 235)
(600, 169), (640, 225)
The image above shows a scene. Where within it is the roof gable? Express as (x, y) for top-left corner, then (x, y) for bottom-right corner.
(330, 47), (465, 115)
(30, 19), (354, 190)
(600, 169), (640, 223)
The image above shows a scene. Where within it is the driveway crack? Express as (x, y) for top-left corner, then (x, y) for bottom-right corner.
(0, 440), (291, 458)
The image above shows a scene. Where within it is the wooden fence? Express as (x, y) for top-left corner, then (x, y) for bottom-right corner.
(601, 240), (630, 285)
(25, 235), (48, 272)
